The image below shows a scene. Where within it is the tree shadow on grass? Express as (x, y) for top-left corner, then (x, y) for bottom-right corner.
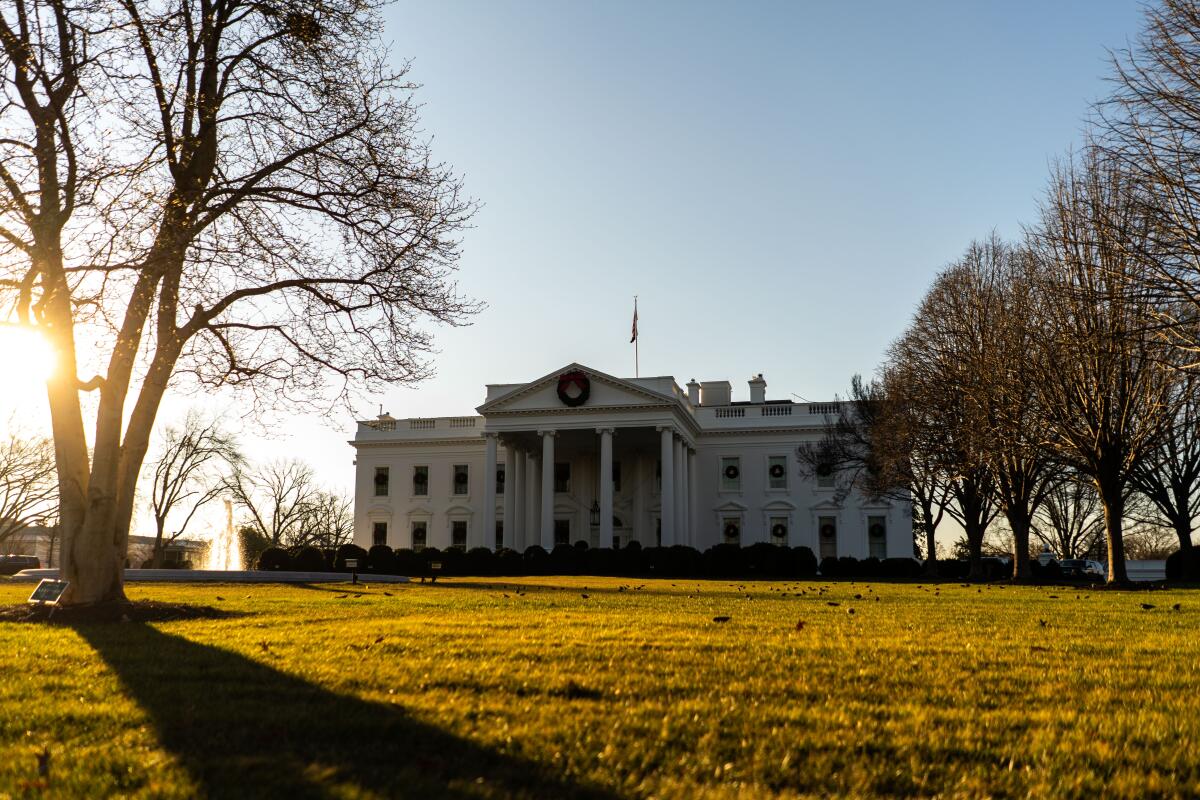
(77, 623), (619, 800)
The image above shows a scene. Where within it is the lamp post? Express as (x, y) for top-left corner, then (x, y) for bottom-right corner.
(590, 501), (600, 528)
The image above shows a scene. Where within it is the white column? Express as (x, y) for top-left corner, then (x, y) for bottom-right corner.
(679, 444), (689, 546)
(514, 450), (527, 551)
(483, 434), (498, 550)
(527, 453), (540, 549)
(659, 426), (675, 546)
(598, 428), (614, 549)
(687, 448), (697, 548)
(540, 430), (556, 550)
(503, 443), (517, 551)
(674, 436), (685, 546)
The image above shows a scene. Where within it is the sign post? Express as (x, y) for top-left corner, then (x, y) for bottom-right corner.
(28, 579), (69, 607)
(345, 558), (359, 585)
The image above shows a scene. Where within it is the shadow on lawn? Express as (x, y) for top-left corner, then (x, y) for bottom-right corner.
(78, 623), (618, 800)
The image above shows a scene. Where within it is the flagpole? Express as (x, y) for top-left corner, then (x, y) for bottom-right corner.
(634, 296), (639, 378)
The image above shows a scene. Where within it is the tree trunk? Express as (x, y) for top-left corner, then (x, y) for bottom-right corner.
(1174, 518), (1194, 553)
(1097, 472), (1129, 585)
(1008, 509), (1033, 581)
(965, 521), (985, 580)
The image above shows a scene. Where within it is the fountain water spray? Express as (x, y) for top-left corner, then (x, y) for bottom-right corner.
(207, 499), (244, 571)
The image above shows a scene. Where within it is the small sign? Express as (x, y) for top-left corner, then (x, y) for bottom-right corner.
(28, 579), (69, 606)
(345, 558), (359, 569)
(430, 562), (443, 571)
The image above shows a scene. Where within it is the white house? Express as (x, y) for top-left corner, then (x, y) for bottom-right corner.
(350, 363), (912, 558)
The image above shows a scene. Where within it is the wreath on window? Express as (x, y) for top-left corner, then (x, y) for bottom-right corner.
(869, 523), (886, 539)
(723, 522), (740, 539)
(816, 462), (834, 478)
(374, 472), (388, 487)
(771, 523), (788, 538)
(454, 470), (468, 485)
(723, 464), (740, 480)
(413, 470), (428, 485)
(820, 524), (836, 540)
(769, 464), (786, 479)
(496, 469), (505, 484)
(556, 370), (591, 407)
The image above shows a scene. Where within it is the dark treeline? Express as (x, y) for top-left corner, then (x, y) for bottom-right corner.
(804, 0), (1200, 585)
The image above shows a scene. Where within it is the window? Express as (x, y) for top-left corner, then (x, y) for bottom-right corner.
(816, 462), (835, 489)
(452, 464), (469, 496)
(613, 535), (621, 550)
(769, 516), (788, 544)
(495, 521), (504, 550)
(655, 517), (662, 546)
(554, 462), (571, 494)
(374, 467), (389, 497)
(819, 516), (837, 559)
(768, 456), (787, 490)
(496, 465), (505, 495)
(411, 521), (427, 551)
(451, 520), (467, 549)
(868, 515), (887, 559)
(720, 457), (741, 492)
(372, 521), (388, 546)
(722, 516), (741, 545)
(413, 465), (429, 496)
(554, 518), (570, 546)
(612, 461), (621, 493)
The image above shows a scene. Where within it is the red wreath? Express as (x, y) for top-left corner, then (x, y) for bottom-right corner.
(557, 370), (591, 407)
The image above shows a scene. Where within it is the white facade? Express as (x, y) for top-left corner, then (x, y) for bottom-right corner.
(350, 364), (911, 558)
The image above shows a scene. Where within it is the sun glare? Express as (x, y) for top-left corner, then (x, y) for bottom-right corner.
(0, 327), (56, 410)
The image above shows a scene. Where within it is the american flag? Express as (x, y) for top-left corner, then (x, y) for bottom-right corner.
(630, 299), (638, 343)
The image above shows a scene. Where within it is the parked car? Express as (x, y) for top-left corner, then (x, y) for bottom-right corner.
(1059, 559), (1105, 580)
(0, 555), (41, 575)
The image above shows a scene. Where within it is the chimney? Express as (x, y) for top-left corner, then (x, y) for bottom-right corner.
(686, 379), (700, 406)
(748, 374), (766, 404)
(699, 381), (732, 406)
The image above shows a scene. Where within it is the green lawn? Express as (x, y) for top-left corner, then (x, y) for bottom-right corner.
(1, 577), (1198, 799)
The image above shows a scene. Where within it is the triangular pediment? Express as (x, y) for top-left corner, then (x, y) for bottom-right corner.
(478, 363), (675, 414)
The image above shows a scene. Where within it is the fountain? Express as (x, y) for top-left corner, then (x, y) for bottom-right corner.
(206, 500), (244, 571)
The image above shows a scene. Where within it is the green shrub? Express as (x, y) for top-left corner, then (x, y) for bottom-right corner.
(291, 546), (326, 572)
(257, 547), (292, 571)
(335, 543), (369, 572)
(1166, 548), (1200, 582)
(792, 547), (819, 578)
(366, 545), (397, 573)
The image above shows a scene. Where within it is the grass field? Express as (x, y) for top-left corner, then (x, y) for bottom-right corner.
(1, 577), (1198, 799)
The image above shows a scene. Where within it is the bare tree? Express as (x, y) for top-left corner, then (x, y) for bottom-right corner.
(1033, 474), (1105, 559)
(0, 0), (476, 604)
(0, 424), (57, 547)
(292, 490), (353, 550)
(1028, 151), (1178, 584)
(145, 410), (241, 567)
(227, 459), (319, 548)
(1098, 0), (1200, 359)
(1122, 519), (1179, 560)
(1128, 369), (1200, 553)
(886, 254), (1007, 580)
(798, 373), (952, 572)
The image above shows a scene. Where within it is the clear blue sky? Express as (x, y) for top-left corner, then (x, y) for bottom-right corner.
(368, 0), (1144, 421)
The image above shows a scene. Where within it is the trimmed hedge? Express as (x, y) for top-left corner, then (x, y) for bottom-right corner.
(335, 543), (369, 572)
(257, 547), (292, 571)
(292, 546), (326, 572)
(252, 540), (924, 580)
(1166, 548), (1200, 582)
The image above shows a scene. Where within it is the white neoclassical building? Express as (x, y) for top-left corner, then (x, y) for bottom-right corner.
(351, 363), (911, 558)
